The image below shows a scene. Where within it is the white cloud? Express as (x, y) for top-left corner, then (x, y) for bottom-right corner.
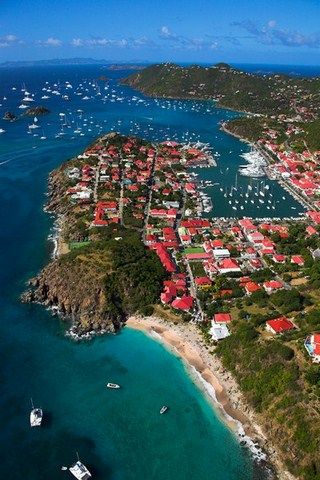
(43, 37), (62, 46)
(159, 26), (173, 39)
(233, 20), (320, 48)
(0, 34), (20, 47)
(71, 38), (84, 47)
(268, 20), (277, 28)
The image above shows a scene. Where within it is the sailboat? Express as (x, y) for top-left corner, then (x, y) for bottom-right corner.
(29, 117), (39, 129)
(30, 398), (43, 427)
(40, 130), (47, 140)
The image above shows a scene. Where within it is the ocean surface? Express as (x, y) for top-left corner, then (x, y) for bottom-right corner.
(0, 63), (306, 479)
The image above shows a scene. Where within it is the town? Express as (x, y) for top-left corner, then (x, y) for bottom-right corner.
(61, 133), (320, 365)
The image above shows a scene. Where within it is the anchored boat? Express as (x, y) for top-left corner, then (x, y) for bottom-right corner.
(160, 405), (168, 415)
(106, 382), (120, 389)
(30, 398), (43, 427)
(69, 453), (92, 480)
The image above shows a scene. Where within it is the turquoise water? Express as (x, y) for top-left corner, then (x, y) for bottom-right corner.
(0, 64), (288, 479)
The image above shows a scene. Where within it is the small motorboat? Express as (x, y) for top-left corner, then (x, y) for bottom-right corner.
(30, 398), (43, 427)
(160, 406), (168, 415)
(106, 382), (120, 389)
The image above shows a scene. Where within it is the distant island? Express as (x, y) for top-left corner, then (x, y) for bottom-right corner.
(0, 58), (149, 68)
(24, 105), (50, 116)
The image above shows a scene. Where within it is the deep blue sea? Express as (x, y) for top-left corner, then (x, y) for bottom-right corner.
(0, 63), (307, 479)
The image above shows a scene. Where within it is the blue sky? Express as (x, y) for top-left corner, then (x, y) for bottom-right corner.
(1, 0), (320, 64)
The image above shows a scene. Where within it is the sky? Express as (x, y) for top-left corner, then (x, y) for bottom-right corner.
(1, 0), (320, 65)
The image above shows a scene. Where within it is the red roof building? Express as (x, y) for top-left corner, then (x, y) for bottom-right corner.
(291, 255), (304, 266)
(214, 313), (232, 323)
(218, 258), (241, 273)
(245, 282), (261, 294)
(273, 254), (286, 263)
(195, 276), (212, 287)
(263, 280), (284, 293)
(171, 296), (194, 311)
(266, 317), (296, 334)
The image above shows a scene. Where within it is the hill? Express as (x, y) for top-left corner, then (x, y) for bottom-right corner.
(122, 63), (320, 116)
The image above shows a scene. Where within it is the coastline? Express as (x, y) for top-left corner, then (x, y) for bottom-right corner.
(126, 315), (296, 480)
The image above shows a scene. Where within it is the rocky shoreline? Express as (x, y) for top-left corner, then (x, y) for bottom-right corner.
(21, 164), (124, 336)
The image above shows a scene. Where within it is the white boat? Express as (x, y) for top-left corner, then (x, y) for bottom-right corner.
(18, 104), (28, 109)
(160, 406), (168, 414)
(0, 128), (5, 134)
(30, 399), (43, 427)
(106, 382), (120, 389)
(69, 455), (92, 480)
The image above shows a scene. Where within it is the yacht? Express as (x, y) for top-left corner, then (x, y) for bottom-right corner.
(0, 128), (5, 134)
(18, 104), (28, 109)
(22, 96), (34, 102)
(160, 406), (168, 415)
(69, 455), (92, 480)
(30, 399), (43, 427)
(106, 382), (120, 389)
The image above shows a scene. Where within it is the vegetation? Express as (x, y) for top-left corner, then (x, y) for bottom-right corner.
(122, 62), (320, 116)
(103, 230), (167, 320)
(216, 321), (320, 479)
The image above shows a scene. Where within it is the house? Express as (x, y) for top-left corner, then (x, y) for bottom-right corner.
(195, 276), (212, 288)
(245, 282), (261, 295)
(171, 296), (194, 311)
(213, 248), (230, 259)
(153, 244), (176, 273)
(291, 255), (304, 266)
(263, 280), (284, 294)
(214, 313), (231, 323)
(239, 219), (256, 232)
(217, 258), (241, 274)
(209, 323), (230, 341)
(306, 225), (317, 236)
(250, 258), (263, 269)
(266, 317), (296, 334)
(247, 231), (265, 244)
(273, 254), (286, 264)
(304, 334), (320, 363)
(185, 252), (212, 261)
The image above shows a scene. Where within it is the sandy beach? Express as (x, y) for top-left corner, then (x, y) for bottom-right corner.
(127, 315), (296, 480)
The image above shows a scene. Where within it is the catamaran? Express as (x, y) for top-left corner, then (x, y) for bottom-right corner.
(69, 453), (92, 480)
(30, 398), (43, 427)
(160, 406), (168, 414)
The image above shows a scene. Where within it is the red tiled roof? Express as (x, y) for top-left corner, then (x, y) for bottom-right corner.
(245, 282), (261, 293)
(171, 296), (194, 311)
(195, 276), (212, 286)
(266, 317), (295, 333)
(214, 313), (231, 323)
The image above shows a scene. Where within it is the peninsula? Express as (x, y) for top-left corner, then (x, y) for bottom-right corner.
(22, 126), (320, 479)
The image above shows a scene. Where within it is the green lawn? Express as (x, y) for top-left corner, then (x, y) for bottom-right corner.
(184, 246), (204, 254)
(69, 241), (91, 250)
